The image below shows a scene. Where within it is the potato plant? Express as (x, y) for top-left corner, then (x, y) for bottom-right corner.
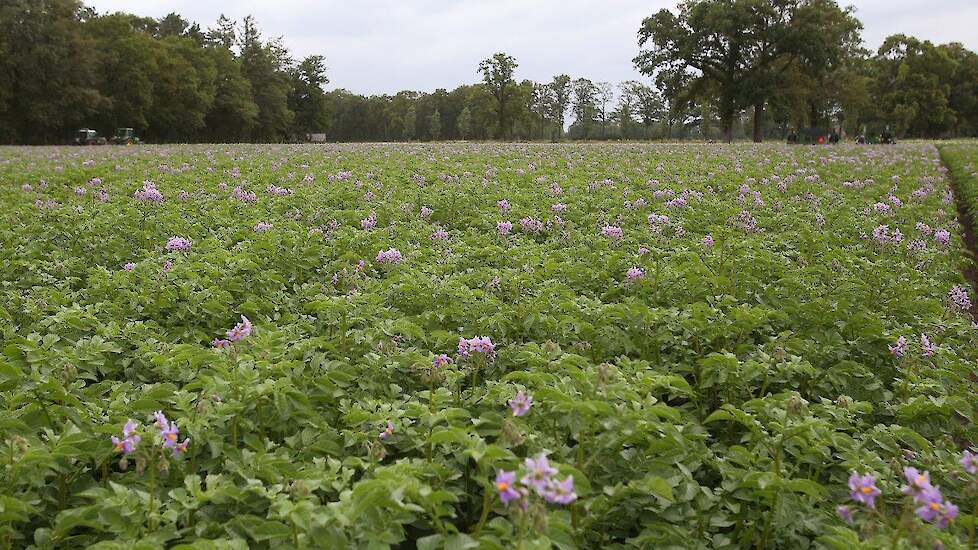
(1, 142), (977, 549)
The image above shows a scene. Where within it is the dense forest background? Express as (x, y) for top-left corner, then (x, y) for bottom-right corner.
(1, 0), (977, 144)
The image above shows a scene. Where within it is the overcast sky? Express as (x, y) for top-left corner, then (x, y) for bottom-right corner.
(87, 0), (978, 95)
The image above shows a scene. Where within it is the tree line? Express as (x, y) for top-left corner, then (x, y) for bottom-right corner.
(1, 0), (976, 144)
(0, 1), (328, 144)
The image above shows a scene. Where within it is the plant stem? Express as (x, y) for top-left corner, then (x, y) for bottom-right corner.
(473, 481), (492, 535)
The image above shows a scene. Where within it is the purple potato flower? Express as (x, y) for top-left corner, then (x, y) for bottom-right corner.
(376, 248), (403, 264)
(848, 472), (881, 508)
(110, 419), (140, 455)
(626, 267), (645, 281)
(542, 476), (577, 505)
(432, 354), (452, 369)
(495, 470), (521, 504)
(165, 236), (192, 252)
(226, 315), (253, 342)
(889, 336), (908, 358)
(920, 334), (936, 357)
(508, 391), (533, 417)
(836, 505), (853, 524)
(961, 450), (978, 474)
(521, 453), (558, 493)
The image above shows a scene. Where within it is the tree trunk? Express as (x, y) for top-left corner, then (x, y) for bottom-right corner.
(753, 101), (764, 143)
(720, 94), (734, 143)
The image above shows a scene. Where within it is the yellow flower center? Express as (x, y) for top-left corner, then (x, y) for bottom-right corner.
(861, 486), (874, 494)
(496, 482), (510, 491)
(167, 433), (177, 441)
(930, 503), (941, 511)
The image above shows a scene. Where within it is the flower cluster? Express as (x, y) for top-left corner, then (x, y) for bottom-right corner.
(254, 221), (273, 232)
(902, 468), (958, 529)
(165, 236), (192, 252)
(889, 336), (908, 357)
(948, 285), (972, 310)
(134, 181), (164, 203)
(232, 186), (257, 202)
(376, 248), (403, 264)
(519, 217), (544, 234)
(266, 184), (293, 196)
(154, 411), (190, 457)
(601, 225), (624, 240)
(647, 213), (670, 226)
(110, 420), (140, 455)
(361, 211), (377, 230)
(497, 221), (513, 235)
(737, 210), (761, 232)
(226, 315), (253, 342)
(626, 266), (644, 281)
(920, 334), (936, 357)
(458, 335), (495, 357)
(495, 453), (577, 508)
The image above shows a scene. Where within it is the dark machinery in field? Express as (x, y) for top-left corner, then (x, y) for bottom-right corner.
(73, 127), (141, 145)
(111, 127), (140, 145)
(73, 128), (106, 145)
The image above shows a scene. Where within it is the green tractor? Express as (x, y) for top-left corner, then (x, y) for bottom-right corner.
(111, 127), (141, 145)
(73, 128), (107, 145)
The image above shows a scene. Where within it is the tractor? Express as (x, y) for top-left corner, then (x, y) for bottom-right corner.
(73, 129), (107, 145)
(111, 127), (141, 145)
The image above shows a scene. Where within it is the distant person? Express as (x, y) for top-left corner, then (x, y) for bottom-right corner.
(856, 134), (866, 144)
(787, 130), (798, 144)
(829, 129), (840, 144)
(817, 135), (825, 145)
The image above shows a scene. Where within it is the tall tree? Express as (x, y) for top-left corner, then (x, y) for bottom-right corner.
(571, 78), (598, 139)
(635, 0), (860, 142)
(428, 109), (441, 140)
(456, 106), (472, 139)
(146, 36), (217, 141)
(623, 81), (665, 137)
(239, 16), (294, 141)
(595, 82), (615, 138)
(548, 74), (571, 141)
(203, 45), (259, 141)
(87, 13), (157, 133)
(207, 14), (236, 50)
(0, 0), (102, 143)
(634, 1), (754, 142)
(477, 52), (518, 139)
(289, 55), (330, 137)
(155, 12), (189, 37)
(872, 35), (957, 138)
